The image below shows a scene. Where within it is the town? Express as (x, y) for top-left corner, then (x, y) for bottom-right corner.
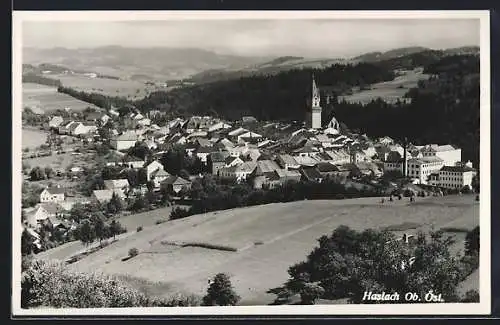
(21, 74), (478, 254)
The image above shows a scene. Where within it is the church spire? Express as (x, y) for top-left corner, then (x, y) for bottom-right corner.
(311, 73), (320, 108)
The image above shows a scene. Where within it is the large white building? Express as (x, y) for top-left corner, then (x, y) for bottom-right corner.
(306, 75), (322, 129)
(421, 144), (462, 167)
(428, 165), (477, 189)
(406, 156), (444, 184)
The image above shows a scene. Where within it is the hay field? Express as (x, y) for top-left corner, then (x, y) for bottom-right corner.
(22, 83), (99, 113)
(38, 195), (479, 305)
(338, 70), (430, 105)
(53, 74), (158, 100)
(22, 128), (48, 150)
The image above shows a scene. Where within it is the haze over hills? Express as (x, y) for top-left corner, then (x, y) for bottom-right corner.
(22, 45), (479, 85)
(22, 46), (272, 82)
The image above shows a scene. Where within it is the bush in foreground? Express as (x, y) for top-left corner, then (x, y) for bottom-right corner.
(128, 248), (139, 257)
(21, 260), (200, 308)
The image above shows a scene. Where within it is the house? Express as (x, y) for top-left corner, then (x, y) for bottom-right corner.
(161, 176), (192, 195)
(68, 122), (85, 136)
(354, 161), (383, 178)
(24, 206), (49, 229)
(378, 136), (394, 145)
(40, 187), (66, 203)
(316, 162), (341, 178)
(218, 161), (257, 182)
(110, 132), (138, 151)
(196, 146), (215, 164)
(137, 118), (151, 127)
(49, 116), (64, 129)
(209, 151), (231, 175)
(58, 121), (76, 135)
(242, 116), (258, 123)
(301, 167), (324, 183)
(100, 114), (111, 126)
(251, 168), (301, 190)
(145, 160), (165, 181)
(237, 131), (263, 143)
(122, 155), (144, 168)
(276, 154), (301, 170)
(92, 189), (125, 204)
(225, 156), (244, 168)
(228, 127), (248, 139)
(293, 145), (318, 158)
(294, 155), (320, 168)
(150, 168), (171, 189)
(208, 122), (232, 133)
(24, 227), (42, 251)
(84, 111), (102, 122)
(104, 179), (130, 193)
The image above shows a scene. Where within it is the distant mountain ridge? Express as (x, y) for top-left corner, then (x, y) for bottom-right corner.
(22, 46), (271, 82)
(353, 46), (479, 63)
(22, 45), (479, 85)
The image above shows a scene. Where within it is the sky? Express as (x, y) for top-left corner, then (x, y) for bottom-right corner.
(22, 19), (480, 58)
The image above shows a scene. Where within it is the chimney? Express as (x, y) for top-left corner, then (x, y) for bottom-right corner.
(403, 137), (408, 177)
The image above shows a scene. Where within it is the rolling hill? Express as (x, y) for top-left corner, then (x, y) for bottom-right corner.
(22, 46), (271, 82)
(36, 195), (479, 305)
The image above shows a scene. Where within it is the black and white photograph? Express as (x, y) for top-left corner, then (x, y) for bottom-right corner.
(12, 11), (490, 316)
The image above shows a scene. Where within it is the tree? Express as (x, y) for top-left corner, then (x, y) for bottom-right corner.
(78, 221), (96, 247)
(44, 166), (54, 179)
(465, 226), (479, 256)
(92, 215), (106, 244)
(107, 192), (124, 214)
(21, 229), (34, 256)
(30, 167), (46, 181)
(130, 193), (147, 212)
(109, 220), (122, 240)
(278, 226), (466, 304)
(202, 273), (241, 306)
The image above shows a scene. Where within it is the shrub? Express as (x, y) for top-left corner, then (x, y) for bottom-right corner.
(21, 260), (199, 308)
(461, 289), (479, 302)
(136, 226), (143, 232)
(128, 248), (139, 257)
(300, 282), (325, 304)
(155, 219), (166, 225)
(170, 207), (192, 220)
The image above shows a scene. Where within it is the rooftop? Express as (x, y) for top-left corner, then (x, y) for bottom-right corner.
(440, 166), (476, 173)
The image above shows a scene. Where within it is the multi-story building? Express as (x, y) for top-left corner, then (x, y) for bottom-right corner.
(406, 156), (444, 184)
(429, 165), (477, 189)
(421, 144), (462, 167)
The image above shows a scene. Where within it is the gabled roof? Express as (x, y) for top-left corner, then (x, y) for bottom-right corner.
(256, 160), (281, 173)
(104, 179), (130, 190)
(196, 146), (215, 154)
(39, 202), (61, 215)
(114, 132), (138, 141)
(210, 151), (230, 163)
(301, 167), (324, 181)
(278, 154), (299, 166)
(152, 168), (171, 178)
(162, 176), (191, 186)
(316, 162), (340, 173)
(123, 155), (143, 162)
(44, 187), (66, 195)
(235, 161), (257, 173)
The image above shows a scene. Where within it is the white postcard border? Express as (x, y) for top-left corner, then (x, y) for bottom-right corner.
(11, 10), (491, 316)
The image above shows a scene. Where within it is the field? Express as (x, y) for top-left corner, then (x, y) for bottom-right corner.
(37, 195), (479, 305)
(52, 74), (163, 100)
(338, 70), (430, 105)
(22, 82), (100, 113)
(22, 128), (48, 150)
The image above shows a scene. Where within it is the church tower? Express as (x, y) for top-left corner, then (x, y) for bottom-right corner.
(307, 74), (322, 129)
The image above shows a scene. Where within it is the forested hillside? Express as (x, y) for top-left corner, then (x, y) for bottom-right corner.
(333, 54), (480, 164)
